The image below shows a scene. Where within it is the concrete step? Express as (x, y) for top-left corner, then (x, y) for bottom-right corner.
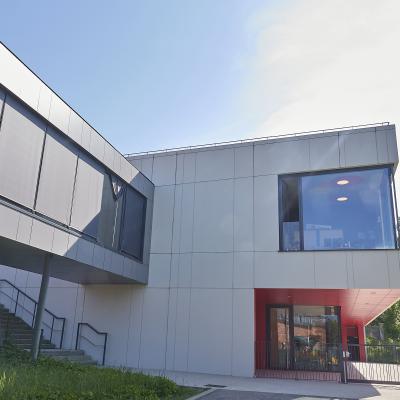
(40, 349), (85, 356)
(40, 349), (97, 365)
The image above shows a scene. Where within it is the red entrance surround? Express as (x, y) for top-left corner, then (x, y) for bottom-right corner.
(254, 288), (400, 369)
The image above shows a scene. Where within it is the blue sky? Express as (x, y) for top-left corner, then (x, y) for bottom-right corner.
(1, 1), (399, 154)
(0, 0), (281, 153)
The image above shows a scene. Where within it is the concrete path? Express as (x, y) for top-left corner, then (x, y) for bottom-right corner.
(198, 389), (354, 399)
(136, 369), (400, 400)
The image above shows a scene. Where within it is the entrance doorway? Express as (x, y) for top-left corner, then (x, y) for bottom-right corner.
(266, 305), (341, 372)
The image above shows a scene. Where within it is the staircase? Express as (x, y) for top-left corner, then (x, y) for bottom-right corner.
(0, 304), (55, 350)
(0, 299), (96, 365)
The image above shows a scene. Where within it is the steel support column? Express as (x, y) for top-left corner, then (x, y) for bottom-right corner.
(31, 253), (51, 361)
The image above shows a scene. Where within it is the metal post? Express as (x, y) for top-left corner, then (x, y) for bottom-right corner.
(31, 254), (51, 361)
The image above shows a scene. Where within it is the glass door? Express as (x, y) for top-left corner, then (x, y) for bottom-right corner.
(267, 306), (291, 369)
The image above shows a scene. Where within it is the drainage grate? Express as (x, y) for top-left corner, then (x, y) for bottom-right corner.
(204, 384), (227, 388)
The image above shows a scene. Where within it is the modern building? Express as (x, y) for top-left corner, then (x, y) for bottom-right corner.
(0, 42), (400, 380)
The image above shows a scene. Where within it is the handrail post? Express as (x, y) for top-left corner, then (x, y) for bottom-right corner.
(59, 318), (65, 349)
(14, 290), (19, 315)
(50, 317), (54, 343)
(75, 323), (81, 350)
(32, 303), (37, 327)
(102, 333), (108, 366)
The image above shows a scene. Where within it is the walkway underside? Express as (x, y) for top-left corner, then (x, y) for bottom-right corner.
(0, 236), (136, 284)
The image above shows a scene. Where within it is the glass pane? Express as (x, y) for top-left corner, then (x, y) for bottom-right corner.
(302, 168), (395, 250)
(269, 307), (291, 369)
(280, 176), (300, 250)
(293, 306), (340, 371)
(120, 188), (146, 260)
(282, 221), (300, 251)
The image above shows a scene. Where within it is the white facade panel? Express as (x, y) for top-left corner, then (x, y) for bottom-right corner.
(234, 145), (253, 178)
(70, 155), (104, 238)
(37, 85), (52, 120)
(67, 111), (83, 146)
(177, 253), (192, 288)
(0, 204), (19, 240)
(254, 175), (279, 251)
(35, 127), (78, 224)
(16, 213), (33, 244)
(352, 251), (390, 288)
(233, 252), (254, 289)
(339, 130), (378, 167)
(188, 289), (232, 375)
(141, 157), (154, 180)
(254, 252), (315, 288)
(172, 288), (191, 371)
(193, 179), (234, 252)
(309, 134), (340, 170)
(232, 289), (254, 377)
(314, 252), (349, 288)
(254, 138), (310, 175)
(150, 186), (175, 253)
(234, 177), (254, 251)
(0, 44), (41, 110)
(48, 94), (70, 134)
(125, 287), (145, 368)
(152, 155), (176, 186)
(29, 219), (54, 252)
(178, 183), (195, 253)
(89, 131), (106, 163)
(0, 95), (46, 208)
(139, 288), (169, 369)
(195, 148), (234, 182)
(191, 252), (233, 288)
(147, 253), (171, 288)
(82, 285), (133, 366)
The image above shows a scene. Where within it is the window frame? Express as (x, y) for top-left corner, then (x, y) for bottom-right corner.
(278, 164), (398, 252)
(118, 185), (147, 262)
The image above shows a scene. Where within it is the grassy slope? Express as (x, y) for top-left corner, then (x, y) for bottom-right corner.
(0, 344), (202, 400)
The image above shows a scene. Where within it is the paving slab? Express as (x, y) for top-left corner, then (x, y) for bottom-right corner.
(199, 389), (354, 400)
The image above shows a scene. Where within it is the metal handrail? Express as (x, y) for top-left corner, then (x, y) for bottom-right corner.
(125, 122), (391, 157)
(0, 279), (65, 348)
(75, 322), (108, 366)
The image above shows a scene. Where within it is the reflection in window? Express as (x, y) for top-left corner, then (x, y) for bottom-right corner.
(293, 306), (340, 371)
(120, 188), (146, 260)
(279, 167), (396, 251)
(302, 168), (395, 250)
(280, 176), (300, 251)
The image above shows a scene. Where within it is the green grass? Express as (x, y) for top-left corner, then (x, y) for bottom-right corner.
(0, 343), (202, 400)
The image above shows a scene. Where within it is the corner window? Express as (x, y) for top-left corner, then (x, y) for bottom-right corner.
(279, 167), (396, 251)
(120, 187), (147, 261)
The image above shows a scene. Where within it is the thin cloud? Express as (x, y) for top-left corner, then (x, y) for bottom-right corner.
(241, 0), (400, 137)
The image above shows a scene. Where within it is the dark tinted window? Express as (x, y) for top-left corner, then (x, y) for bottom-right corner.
(120, 188), (146, 260)
(280, 176), (300, 251)
(97, 175), (124, 250)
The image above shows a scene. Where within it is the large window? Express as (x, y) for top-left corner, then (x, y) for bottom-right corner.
(280, 167), (396, 251)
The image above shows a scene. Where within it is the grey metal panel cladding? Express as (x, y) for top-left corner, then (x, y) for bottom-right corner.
(0, 88), (5, 111)
(70, 153), (104, 238)
(0, 95), (46, 208)
(97, 175), (122, 247)
(35, 126), (78, 224)
(121, 188), (146, 259)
